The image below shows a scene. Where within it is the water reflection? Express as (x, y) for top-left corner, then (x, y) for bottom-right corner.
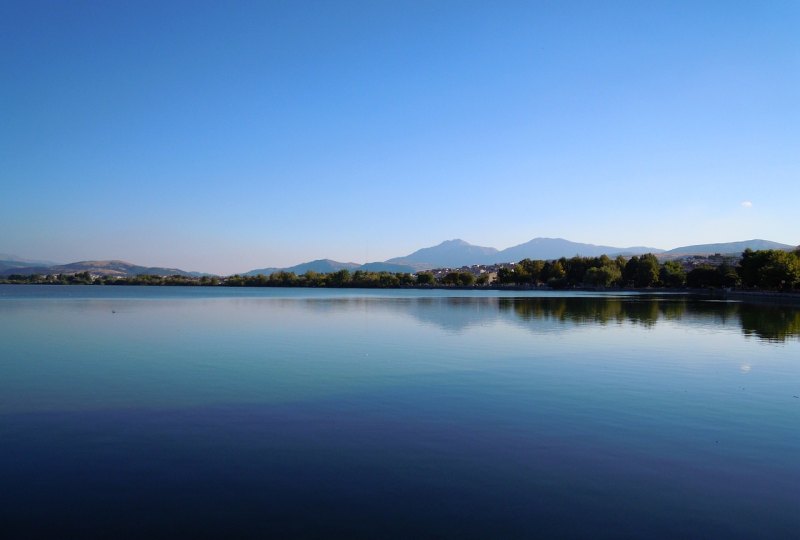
(2, 288), (797, 343)
(502, 297), (799, 342)
(303, 296), (800, 342)
(738, 303), (800, 342)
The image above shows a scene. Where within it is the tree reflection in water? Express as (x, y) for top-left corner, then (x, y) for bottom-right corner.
(497, 296), (799, 343)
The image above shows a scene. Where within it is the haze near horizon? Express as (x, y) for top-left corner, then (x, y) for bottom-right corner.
(2, 1), (798, 274)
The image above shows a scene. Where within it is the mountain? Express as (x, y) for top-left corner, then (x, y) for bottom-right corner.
(245, 259), (416, 276)
(385, 237), (663, 270)
(663, 239), (796, 256)
(386, 239), (499, 270)
(0, 260), (204, 277)
(358, 262), (418, 273)
(245, 259), (361, 276)
(496, 238), (663, 263)
(0, 254), (62, 272)
(242, 238), (669, 275)
(244, 240), (496, 276)
(10, 238), (795, 279)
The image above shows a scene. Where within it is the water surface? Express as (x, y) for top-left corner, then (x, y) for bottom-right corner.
(1, 286), (798, 538)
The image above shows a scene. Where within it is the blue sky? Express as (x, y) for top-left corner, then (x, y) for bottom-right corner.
(2, 1), (798, 274)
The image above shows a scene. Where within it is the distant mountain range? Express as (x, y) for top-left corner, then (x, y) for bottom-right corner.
(0, 259), (205, 278)
(244, 259), (417, 276)
(245, 238), (795, 275)
(385, 238), (665, 270)
(2, 238), (796, 278)
(0, 254), (62, 273)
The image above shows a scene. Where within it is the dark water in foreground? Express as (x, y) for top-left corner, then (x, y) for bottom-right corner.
(1, 286), (799, 538)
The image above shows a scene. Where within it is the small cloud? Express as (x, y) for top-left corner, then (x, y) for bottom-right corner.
(741, 200), (753, 208)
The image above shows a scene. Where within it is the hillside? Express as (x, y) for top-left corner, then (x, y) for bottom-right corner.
(386, 239), (499, 270)
(245, 259), (416, 276)
(0, 260), (202, 278)
(245, 259), (361, 276)
(496, 238), (663, 263)
(663, 240), (795, 256)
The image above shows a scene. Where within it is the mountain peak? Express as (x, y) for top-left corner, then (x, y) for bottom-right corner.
(439, 239), (471, 246)
(385, 239), (499, 269)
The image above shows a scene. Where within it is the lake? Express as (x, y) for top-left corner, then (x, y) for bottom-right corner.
(1, 285), (798, 538)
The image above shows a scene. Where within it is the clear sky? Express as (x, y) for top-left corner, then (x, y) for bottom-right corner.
(2, 1), (798, 274)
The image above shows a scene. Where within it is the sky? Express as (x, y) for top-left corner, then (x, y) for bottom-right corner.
(2, 1), (798, 274)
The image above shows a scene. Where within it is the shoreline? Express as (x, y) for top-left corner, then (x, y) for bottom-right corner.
(2, 282), (800, 306)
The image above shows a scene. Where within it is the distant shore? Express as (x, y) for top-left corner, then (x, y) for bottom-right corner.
(2, 281), (800, 307)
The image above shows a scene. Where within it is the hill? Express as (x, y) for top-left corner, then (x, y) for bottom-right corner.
(0, 260), (203, 278)
(663, 239), (795, 257)
(243, 237), (792, 275)
(385, 238), (663, 270)
(245, 259), (361, 276)
(245, 259), (416, 276)
(0, 254), (62, 272)
(496, 238), (663, 263)
(386, 239), (499, 269)
(6, 238), (797, 278)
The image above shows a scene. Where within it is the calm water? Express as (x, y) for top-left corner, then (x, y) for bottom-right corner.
(1, 285), (799, 539)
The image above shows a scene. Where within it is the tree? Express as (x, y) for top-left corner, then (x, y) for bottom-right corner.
(716, 262), (740, 287)
(496, 267), (516, 284)
(739, 249), (800, 290)
(758, 250), (800, 290)
(271, 271), (297, 286)
(636, 254), (660, 287)
(328, 269), (351, 287)
(623, 254), (660, 287)
(738, 248), (767, 288)
(458, 272), (476, 286)
(659, 261), (686, 288)
(564, 256), (590, 286)
(518, 259), (544, 284)
(584, 265), (622, 287)
(543, 260), (565, 281)
(442, 271), (475, 286)
(416, 272), (436, 286)
(623, 256), (639, 286)
(687, 266), (722, 288)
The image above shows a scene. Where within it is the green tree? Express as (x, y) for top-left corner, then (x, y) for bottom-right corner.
(496, 267), (516, 284)
(758, 250), (800, 290)
(637, 254), (660, 287)
(687, 266), (722, 288)
(624, 254), (660, 287)
(716, 262), (740, 287)
(518, 259), (544, 284)
(328, 269), (352, 287)
(584, 265), (621, 287)
(270, 271), (297, 286)
(739, 249), (800, 290)
(416, 272), (436, 286)
(659, 260), (686, 288)
(564, 256), (590, 286)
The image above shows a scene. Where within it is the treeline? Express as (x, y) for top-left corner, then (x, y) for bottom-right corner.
(1, 272), (221, 286)
(225, 269), (418, 288)
(1, 270), (420, 288)
(497, 254), (699, 288)
(2, 248), (798, 291)
(495, 248), (800, 290)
